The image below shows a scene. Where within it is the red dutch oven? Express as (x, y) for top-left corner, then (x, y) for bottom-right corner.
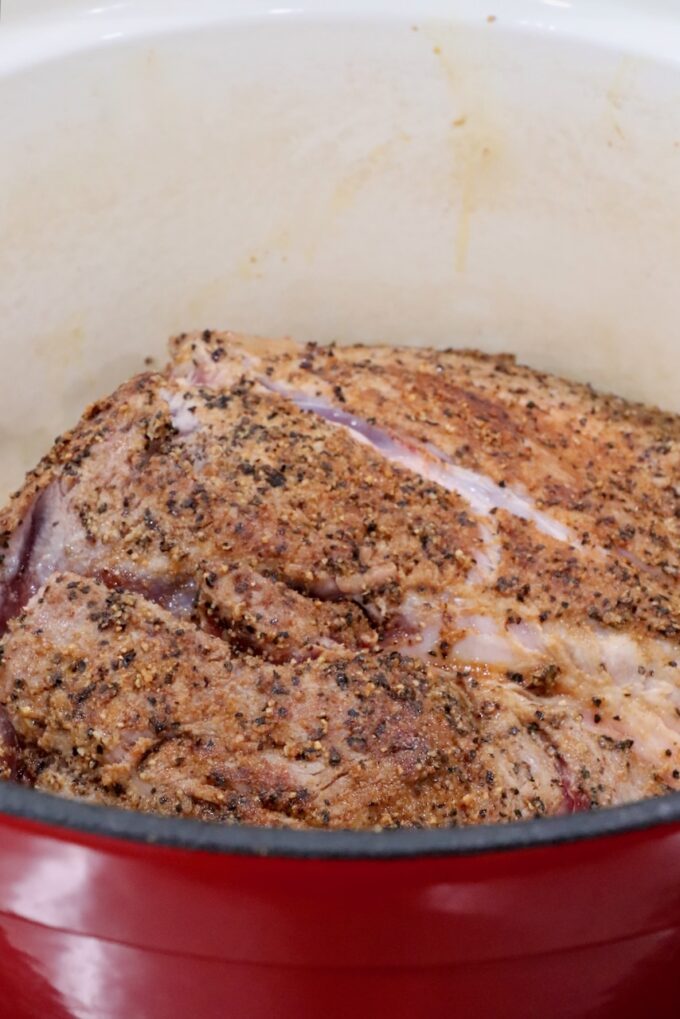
(2, 4), (680, 1017)
(0, 783), (678, 1018)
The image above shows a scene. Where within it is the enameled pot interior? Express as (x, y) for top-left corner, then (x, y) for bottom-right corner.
(1, 0), (680, 854)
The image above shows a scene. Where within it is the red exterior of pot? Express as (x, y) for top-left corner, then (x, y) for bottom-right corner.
(0, 813), (678, 1019)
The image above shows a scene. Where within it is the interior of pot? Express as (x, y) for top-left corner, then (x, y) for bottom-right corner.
(1, 0), (680, 849)
(2, 1), (680, 502)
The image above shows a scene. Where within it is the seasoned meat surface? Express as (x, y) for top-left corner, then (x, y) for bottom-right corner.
(2, 574), (487, 827)
(0, 330), (678, 828)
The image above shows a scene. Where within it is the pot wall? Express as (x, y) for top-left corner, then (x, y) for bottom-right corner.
(0, 812), (678, 1018)
(2, 2), (680, 497)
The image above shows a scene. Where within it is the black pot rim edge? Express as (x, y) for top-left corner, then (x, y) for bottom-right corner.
(0, 782), (679, 860)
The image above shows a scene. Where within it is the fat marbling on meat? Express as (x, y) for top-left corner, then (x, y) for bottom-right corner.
(0, 330), (678, 828)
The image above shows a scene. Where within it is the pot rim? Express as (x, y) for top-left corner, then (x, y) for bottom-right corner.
(0, 783), (678, 859)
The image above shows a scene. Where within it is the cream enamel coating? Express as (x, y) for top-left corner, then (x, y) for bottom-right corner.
(1, 1), (680, 502)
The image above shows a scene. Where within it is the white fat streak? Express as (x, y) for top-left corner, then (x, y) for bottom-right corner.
(23, 483), (74, 592)
(423, 444), (572, 543)
(507, 620), (548, 654)
(30, 516), (70, 589)
(262, 380), (572, 544)
(588, 627), (680, 709)
(0, 510), (32, 581)
(467, 523), (502, 584)
(160, 387), (200, 436)
(453, 632), (521, 666)
(390, 592), (442, 659)
(452, 613), (547, 668)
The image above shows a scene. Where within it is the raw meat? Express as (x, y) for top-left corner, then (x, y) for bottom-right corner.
(0, 330), (678, 828)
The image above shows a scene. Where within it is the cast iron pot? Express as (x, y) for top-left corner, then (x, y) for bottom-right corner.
(2, 3), (680, 1016)
(0, 783), (678, 1019)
